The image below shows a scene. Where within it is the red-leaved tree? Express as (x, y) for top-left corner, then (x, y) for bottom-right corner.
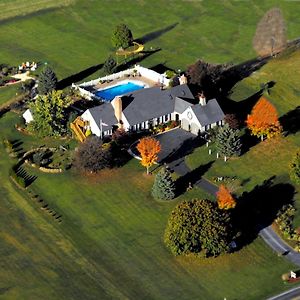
(246, 97), (282, 140)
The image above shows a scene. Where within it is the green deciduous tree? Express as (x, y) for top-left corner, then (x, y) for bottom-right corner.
(290, 149), (300, 185)
(164, 199), (231, 257)
(216, 124), (242, 157)
(152, 167), (175, 200)
(28, 90), (72, 137)
(38, 66), (58, 95)
(111, 24), (133, 49)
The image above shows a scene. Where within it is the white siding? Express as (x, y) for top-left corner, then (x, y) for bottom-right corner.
(81, 110), (101, 137)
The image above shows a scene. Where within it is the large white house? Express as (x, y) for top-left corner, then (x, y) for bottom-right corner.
(81, 83), (225, 137)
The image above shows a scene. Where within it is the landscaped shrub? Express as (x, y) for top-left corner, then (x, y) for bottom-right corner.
(165, 70), (176, 79)
(289, 149), (300, 185)
(32, 151), (51, 166)
(1, 67), (8, 75)
(3, 138), (13, 152)
(152, 167), (175, 200)
(281, 273), (290, 281)
(275, 203), (296, 240)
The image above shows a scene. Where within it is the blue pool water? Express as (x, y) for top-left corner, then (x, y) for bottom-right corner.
(95, 82), (144, 101)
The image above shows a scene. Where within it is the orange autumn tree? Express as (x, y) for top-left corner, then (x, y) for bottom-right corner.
(217, 185), (236, 210)
(246, 97), (282, 140)
(137, 137), (161, 174)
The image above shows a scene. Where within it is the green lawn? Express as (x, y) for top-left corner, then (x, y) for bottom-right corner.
(0, 83), (22, 106)
(1, 1), (300, 299)
(1, 1), (300, 81)
(0, 111), (295, 299)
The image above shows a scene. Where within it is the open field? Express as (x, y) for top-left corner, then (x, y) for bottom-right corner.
(1, 1), (300, 299)
(0, 111), (295, 299)
(1, 1), (300, 81)
(0, 0), (74, 22)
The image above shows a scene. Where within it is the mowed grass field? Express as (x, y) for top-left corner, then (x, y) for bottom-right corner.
(1, 0), (300, 81)
(1, 1), (300, 299)
(0, 0), (74, 22)
(0, 112), (295, 300)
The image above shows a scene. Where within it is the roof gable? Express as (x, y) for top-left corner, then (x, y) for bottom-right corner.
(88, 103), (118, 129)
(191, 99), (225, 126)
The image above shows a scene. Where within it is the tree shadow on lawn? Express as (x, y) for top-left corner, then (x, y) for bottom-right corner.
(175, 161), (214, 196)
(16, 166), (37, 187)
(135, 23), (179, 44)
(240, 131), (261, 155)
(280, 106), (300, 136)
(232, 176), (296, 250)
(219, 56), (271, 95)
(160, 136), (205, 165)
(57, 63), (104, 89)
(150, 62), (176, 74)
(115, 48), (161, 72)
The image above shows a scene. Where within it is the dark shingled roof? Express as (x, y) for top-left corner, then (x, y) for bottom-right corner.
(174, 97), (193, 114)
(122, 84), (194, 125)
(191, 99), (225, 126)
(88, 103), (117, 130)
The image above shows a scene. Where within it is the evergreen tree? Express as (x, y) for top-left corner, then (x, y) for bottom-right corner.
(216, 124), (242, 157)
(152, 167), (175, 200)
(103, 56), (117, 75)
(38, 66), (58, 95)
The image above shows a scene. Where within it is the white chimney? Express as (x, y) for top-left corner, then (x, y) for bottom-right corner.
(199, 92), (206, 106)
(179, 74), (187, 85)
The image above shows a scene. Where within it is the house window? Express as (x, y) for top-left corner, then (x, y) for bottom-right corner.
(165, 115), (168, 122)
(175, 114), (179, 121)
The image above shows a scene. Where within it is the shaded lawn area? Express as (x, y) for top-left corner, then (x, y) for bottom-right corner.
(1, 1), (300, 80)
(0, 111), (296, 299)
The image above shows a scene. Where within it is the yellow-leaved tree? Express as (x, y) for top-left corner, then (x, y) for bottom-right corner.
(137, 137), (161, 174)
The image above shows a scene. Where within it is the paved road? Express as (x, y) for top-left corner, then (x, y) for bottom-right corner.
(267, 285), (300, 300)
(260, 226), (300, 267)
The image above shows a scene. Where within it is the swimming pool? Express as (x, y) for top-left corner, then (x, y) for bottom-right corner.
(95, 81), (144, 101)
